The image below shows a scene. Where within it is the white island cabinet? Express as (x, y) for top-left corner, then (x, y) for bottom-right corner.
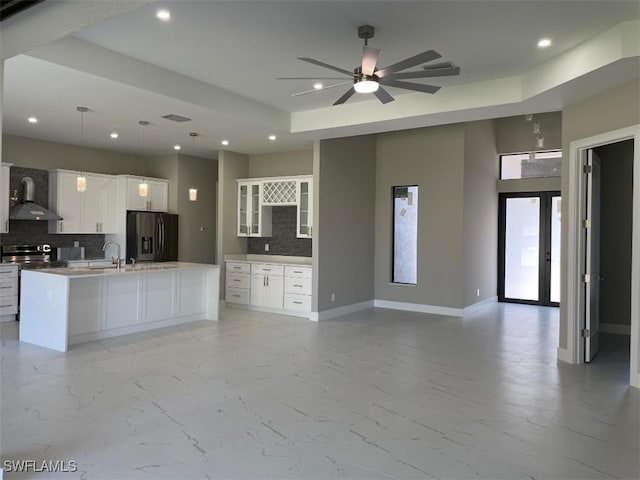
(20, 263), (220, 352)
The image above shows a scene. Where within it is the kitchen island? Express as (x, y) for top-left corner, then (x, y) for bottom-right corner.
(20, 262), (220, 352)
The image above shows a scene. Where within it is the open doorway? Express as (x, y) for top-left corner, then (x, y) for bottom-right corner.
(565, 125), (640, 388)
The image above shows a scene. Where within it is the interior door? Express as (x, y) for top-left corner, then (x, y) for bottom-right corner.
(585, 150), (601, 362)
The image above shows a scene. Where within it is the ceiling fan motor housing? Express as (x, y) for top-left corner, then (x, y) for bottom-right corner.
(358, 25), (375, 43)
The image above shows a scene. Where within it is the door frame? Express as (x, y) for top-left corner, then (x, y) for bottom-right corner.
(498, 191), (560, 306)
(563, 124), (640, 388)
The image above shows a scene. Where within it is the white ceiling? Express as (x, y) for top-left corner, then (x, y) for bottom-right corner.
(2, 0), (639, 158)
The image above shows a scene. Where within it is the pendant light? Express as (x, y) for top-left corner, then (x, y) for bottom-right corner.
(188, 132), (198, 201)
(76, 106), (89, 192)
(138, 120), (149, 198)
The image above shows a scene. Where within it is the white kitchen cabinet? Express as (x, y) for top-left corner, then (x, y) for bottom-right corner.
(48, 170), (116, 234)
(144, 271), (176, 322)
(226, 262), (250, 305)
(284, 266), (312, 313)
(237, 181), (271, 237)
(68, 277), (103, 335)
(250, 264), (284, 309)
(103, 275), (142, 329)
(0, 163), (11, 234)
(125, 176), (169, 212)
(178, 269), (206, 316)
(0, 264), (19, 320)
(296, 177), (313, 238)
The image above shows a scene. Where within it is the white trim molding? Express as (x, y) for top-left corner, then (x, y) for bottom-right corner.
(557, 347), (575, 364)
(310, 300), (374, 321)
(463, 296), (498, 316)
(600, 323), (631, 335)
(374, 300), (463, 317)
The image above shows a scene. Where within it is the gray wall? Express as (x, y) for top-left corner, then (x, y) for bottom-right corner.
(597, 140), (634, 327)
(375, 124), (466, 309)
(559, 79), (640, 349)
(463, 120), (499, 307)
(2, 134), (146, 174)
(314, 136), (376, 312)
(217, 150), (249, 296)
(496, 111), (562, 154)
(176, 154), (218, 264)
(248, 149), (312, 178)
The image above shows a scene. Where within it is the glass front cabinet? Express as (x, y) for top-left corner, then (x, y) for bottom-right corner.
(237, 181), (272, 237)
(296, 177), (313, 238)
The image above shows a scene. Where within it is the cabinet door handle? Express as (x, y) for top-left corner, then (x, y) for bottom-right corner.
(4, 220), (7, 232)
(60, 221), (63, 232)
(96, 222), (99, 232)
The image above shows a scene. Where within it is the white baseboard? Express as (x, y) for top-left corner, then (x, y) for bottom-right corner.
(557, 347), (574, 364)
(225, 302), (311, 319)
(463, 296), (498, 316)
(631, 373), (640, 389)
(310, 300), (374, 321)
(374, 299), (463, 317)
(600, 323), (631, 335)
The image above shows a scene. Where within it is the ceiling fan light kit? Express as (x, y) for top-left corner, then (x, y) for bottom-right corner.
(280, 25), (460, 105)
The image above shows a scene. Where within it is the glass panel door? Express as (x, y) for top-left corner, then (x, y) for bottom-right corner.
(251, 184), (260, 235)
(238, 184), (248, 235)
(504, 197), (540, 301)
(298, 181), (309, 236)
(499, 192), (561, 306)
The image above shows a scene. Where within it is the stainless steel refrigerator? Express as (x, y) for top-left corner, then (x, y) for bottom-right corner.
(126, 211), (178, 262)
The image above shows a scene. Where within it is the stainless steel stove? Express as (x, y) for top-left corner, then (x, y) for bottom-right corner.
(1, 244), (68, 269)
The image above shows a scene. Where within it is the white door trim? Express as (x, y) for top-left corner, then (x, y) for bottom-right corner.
(565, 124), (640, 387)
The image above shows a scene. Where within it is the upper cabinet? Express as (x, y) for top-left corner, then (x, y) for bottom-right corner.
(123, 176), (169, 212)
(237, 180), (272, 237)
(0, 163), (12, 234)
(236, 175), (312, 238)
(296, 177), (313, 238)
(48, 170), (116, 234)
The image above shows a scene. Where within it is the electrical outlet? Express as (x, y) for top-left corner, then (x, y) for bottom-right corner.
(476, 289), (480, 297)
(265, 243), (269, 252)
(331, 293), (335, 302)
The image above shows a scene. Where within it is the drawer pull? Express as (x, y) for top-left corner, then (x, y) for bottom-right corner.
(293, 301), (303, 304)
(262, 268), (271, 271)
(293, 271), (303, 274)
(293, 284), (303, 287)
(0, 304), (13, 308)
(0, 286), (12, 289)
(232, 295), (240, 298)
(233, 266), (241, 269)
(0, 271), (14, 274)
(233, 279), (241, 282)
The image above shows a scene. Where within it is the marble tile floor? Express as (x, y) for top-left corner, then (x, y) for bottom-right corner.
(1, 304), (638, 480)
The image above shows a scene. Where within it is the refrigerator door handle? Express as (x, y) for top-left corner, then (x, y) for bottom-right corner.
(159, 216), (165, 258)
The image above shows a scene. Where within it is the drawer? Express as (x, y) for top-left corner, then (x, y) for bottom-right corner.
(285, 266), (312, 278)
(0, 266), (18, 279)
(226, 287), (249, 304)
(284, 293), (311, 312)
(0, 296), (18, 315)
(226, 262), (250, 274)
(284, 276), (312, 295)
(226, 272), (250, 289)
(251, 264), (284, 276)
(0, 280), (17, 298)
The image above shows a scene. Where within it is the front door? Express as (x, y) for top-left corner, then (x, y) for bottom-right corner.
(498, 191), (561, 306)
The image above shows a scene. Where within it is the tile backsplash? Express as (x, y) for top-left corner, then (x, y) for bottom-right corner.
(247, 206), (311, 257)
(0, 166), (106, 258)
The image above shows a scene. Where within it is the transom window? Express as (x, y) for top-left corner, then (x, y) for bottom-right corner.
(500, 150), (562, 180)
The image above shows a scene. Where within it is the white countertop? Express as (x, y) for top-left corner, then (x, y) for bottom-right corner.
(23, 262), (219, 279)
(224, 254), (312, 266)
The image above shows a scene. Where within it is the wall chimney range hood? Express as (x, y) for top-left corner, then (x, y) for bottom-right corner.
(8, 177), (62, 221)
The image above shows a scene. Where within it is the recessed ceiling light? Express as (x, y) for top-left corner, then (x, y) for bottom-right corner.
(221, 140), (229, 146)
(268, 135), (276, 141)
(110, 132), (118, 139)
(28, 116), (38, 124)
(313, 83), (323, 90)
(156, 9), (171, 21)
(538, 38), (552, 48)
(174, 144), (181, 151)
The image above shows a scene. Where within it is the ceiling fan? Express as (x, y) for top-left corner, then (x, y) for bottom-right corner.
(278, 25), (460, 105)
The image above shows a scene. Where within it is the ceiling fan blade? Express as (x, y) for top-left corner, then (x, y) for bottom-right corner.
(423, 61), (455, 70)
(379, 79), (441, 94)
(385, 66), (460, 80)
(361, 46), (380, 76)
(278, 76), (351, 80)
(373, 86), (394, 104)
(298, 57), (354, 76)
(333, 87), (356, 105)
(376, 50), (442, 78)
(291, 82), (353, 97)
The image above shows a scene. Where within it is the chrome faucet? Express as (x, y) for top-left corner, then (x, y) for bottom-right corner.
(103, 241), (122, 269)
